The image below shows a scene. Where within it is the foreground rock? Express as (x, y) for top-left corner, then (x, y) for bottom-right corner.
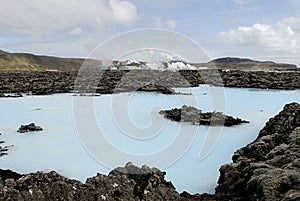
(0, 163), (189, 201)
(215, 102), (300, 201)
(160, 105), (249, 126)
(17, 123), (43, 133)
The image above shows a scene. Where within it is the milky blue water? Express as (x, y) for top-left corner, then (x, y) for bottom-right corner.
(0, 85), (299, 194)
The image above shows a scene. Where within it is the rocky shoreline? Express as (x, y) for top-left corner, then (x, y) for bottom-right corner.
(0, 70), (299, 96)
(214, 102), (300, 201)
(0, 102), (299, 200)
(159, 105), (249, 126)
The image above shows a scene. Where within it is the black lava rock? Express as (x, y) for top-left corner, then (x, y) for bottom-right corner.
(17, 123), (43, 133)
(160, 105), (249, 126)
(215, 102), (300, 201)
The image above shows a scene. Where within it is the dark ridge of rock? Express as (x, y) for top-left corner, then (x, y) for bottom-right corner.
(0, 163), (189, 201)
(180, 70), (300, 90)
(159, 105), (249, 126)
(215, 102), (300, 201)
(0, 70), (299, 96)
(17, 123), (43, 133)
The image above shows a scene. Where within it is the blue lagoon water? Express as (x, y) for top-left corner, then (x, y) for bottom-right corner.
(0, 85), (299, 194)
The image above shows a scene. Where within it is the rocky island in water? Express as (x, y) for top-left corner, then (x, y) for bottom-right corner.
(159, 105), (249, 126)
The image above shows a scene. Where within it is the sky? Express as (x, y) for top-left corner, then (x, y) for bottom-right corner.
(0, 0), (300, 66)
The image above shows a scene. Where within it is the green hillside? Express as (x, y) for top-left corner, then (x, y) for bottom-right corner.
(0, 50), (95, 71)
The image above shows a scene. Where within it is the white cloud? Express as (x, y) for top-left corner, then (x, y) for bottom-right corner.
(279, 17), (300, 29)
(154, 17), (176, 30)
(0, 0), (138, 39)
(219, 18), (300, 52)
(109, 0), (138, 25)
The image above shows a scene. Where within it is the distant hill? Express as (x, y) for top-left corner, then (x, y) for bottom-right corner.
(209, 57), (297, 71)
(0, 50), (100, 71)
(211, 57), (255, 63)
(0, 50), (297, 71)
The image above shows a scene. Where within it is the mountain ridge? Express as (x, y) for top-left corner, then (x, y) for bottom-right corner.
(0, 49), (297, 71)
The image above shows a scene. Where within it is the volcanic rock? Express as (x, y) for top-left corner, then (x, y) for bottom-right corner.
(215, 102), (300, 201)
(160, 105), (249, 126)
(0, 70), (299, 96)
(0, 163), (186, 201)
(17, 123), (43, 133)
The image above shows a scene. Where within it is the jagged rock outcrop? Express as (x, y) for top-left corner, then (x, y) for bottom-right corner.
(215, 103), (300, 201)
(0, 163), (187, 201)
(160, 105), (249, 126)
